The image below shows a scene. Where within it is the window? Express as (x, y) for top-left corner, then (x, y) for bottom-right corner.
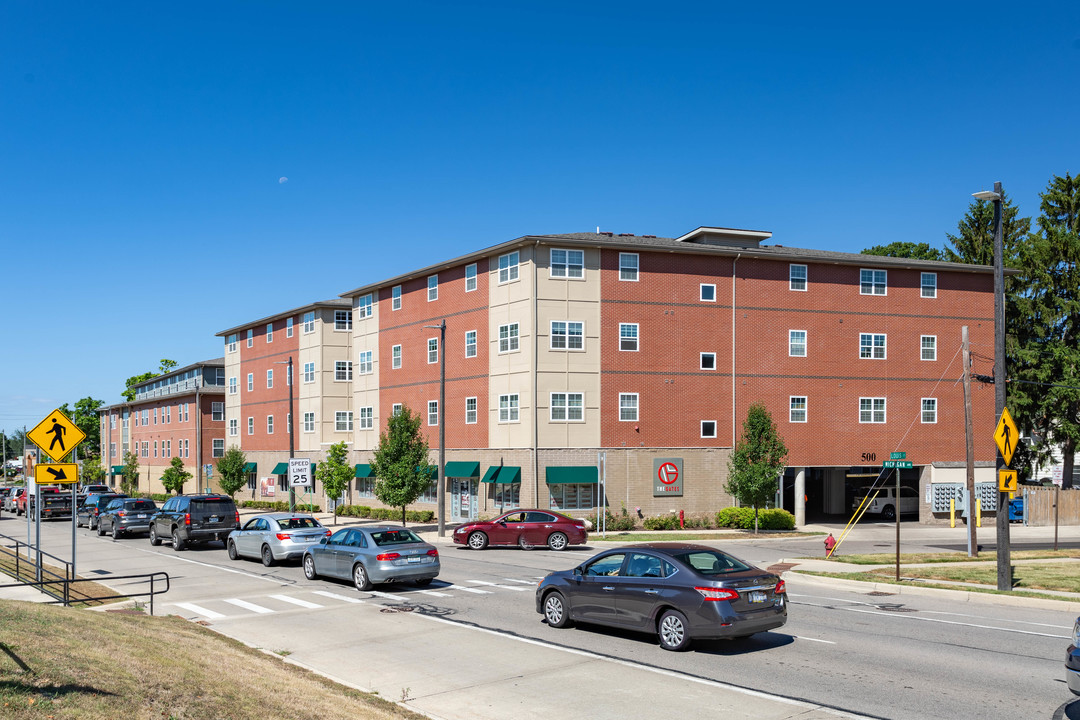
(335, 361), (353, 381)
(790, 396), (807, 423)
(153, 441), (157, 458)
(335, 411), (353, 432)
(227, 333), (237, 352)
(428, 400), (439, 426)
(183, 439), (189, 458)
(359, 407), (373, 430)
(619, 253), (639, 281)
(247, 373), (253, 392)
(335, 310), (352, 331)
(267, 415), (274, 434)
(267, 369), (273, 389)
(392, 403), (402, 416)
(183, 403), (188, 422)
(165, 406), (171, 423)
(142, 409), (149, 425)
(247, 329), (253, 347)
(619, 393), (638, 422)
(303, 412), (314, 432)
(392, 344), (402, 369)
(266, 322), (273, 343)
(428, 338), (438, 364)
(499, 323), (519, 353)
(247, 417), (254, 435)
(790, 264), (807, 291)
(549, 483), (596, 511)
(921, 272), (937, 298)
(551, 248), (584, 278)
(701, 420), (717, 438)
(153, 408), (157, 424)
(860, 268), (887, 295)
(550, 392), (584, 422)
(229, 418), (238, 436)
(141, 441), (148, 457)
(499, 394), (519, 422)
(212, 402), (224, 421)
(286, 316), (294, 337)
(466, 397), (477, 424)
(212, 439), (224, 458)
(922, 398), (937, 424)
(110, 442), (116, 458)
(619, 323), (639, 352)
(492, 481), (520, 509)
(498, 252), (519, 284)
(860, 333), (887, 359)
(392, 285), (401, 311)
(357, 294), (373, 319)
(921, 335), (937, 361)
(699, 352), (717, 370)
(465, 263), (477, 292)
(427, 274), (438, 301)
(700, 284), (716, 302)
(860, 397), (886, 423)
(165, 440), (171, 458)
(551, 321), (584, 350)
(789, 330), (807, 357)
(303, 311), (315, 333)
(465, 331), (476, 358)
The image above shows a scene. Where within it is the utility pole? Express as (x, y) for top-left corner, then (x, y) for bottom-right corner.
(961, 326), (977, 557)
(287, 356), (295, 513)
(991, 182), (1012, 591)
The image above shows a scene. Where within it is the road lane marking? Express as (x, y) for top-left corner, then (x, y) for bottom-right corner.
(467, 580), (528, 591)
(502, 578), (537, 585)
(223, 598), (274, 614)
(173, 602), (225, 619)
(793, 635), (835, 644)
(368, 590), (404, 600)
(131, 545), (292, 584)
(311, 591), (364, 604)
(418, 590), (452, 597)
(270, 594), (323, 609)
(442, 584), (490, 594)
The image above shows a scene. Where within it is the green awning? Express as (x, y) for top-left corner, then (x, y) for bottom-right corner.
(110, 466), (124, 475)
(355, 463), (374, 478)
(271, 462), (289, 475)
(243, 462), (257, 474)
(481, 466), (521, 484)
(444, 461), (480, 478)
(546, 466), (598, 484)
(419, 465), (437, 480)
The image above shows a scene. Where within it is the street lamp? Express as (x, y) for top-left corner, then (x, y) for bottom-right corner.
(972, 182), (1011, 591)
(274, 357), (295, 512)
(424, 320), (446, 537)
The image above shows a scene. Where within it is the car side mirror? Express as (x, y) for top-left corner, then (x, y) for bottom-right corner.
(573, 566), (584, 577)
(319, 537), (328, 545)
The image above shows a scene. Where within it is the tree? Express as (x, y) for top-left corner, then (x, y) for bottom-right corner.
(161, 457), (192, 495)
(81, 455), (106, 484)
(120, 359), (177, 402)
(121, 451), (140, 495)
(371, 405), (432, 526)
(943, 190), (1030, 267)
(317, 441), (354, 526)
(861, 242), (943, 261)
(217, 446), (248, 500)
(68, 397), (103, 458)
(724, 403), (788, 533)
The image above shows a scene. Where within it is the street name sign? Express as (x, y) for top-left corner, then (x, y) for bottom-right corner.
(34, 463), (78, 485)
(890, 452), (906, 460)
(289, 457), (312, 487)
(882, 460), (913, 469)
(28, 408), (86, 463)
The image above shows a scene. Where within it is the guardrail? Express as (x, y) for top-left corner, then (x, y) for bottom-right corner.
(0, 572), (170, 615)
(0, 536), (73, 602)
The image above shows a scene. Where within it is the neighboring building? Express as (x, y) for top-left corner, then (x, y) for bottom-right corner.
(216, 226), (998, 525)
(98, 359), (226, 494)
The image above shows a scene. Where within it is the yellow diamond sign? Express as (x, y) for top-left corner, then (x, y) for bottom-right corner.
(994, 407), (1018, 467)
(28, 408), (86, 463)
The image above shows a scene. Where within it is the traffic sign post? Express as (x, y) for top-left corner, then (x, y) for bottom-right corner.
(27, 408), (86, 463)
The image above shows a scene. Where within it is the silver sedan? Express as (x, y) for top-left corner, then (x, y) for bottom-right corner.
(227, 513), (330, 566)
(302, 525), (440, 591)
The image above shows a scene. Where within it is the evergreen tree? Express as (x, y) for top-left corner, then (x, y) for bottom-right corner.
(861, 242), (943, 260)
(943, 190), (1030, 267)
(371, 405), (432, 526)
(216, 446), (248, 499)
(317, 441), (354, 525)
(724, 403), (788, 533)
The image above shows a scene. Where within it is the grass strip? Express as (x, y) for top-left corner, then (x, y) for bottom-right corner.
(591, 531), (820, 542)
(807, 549), (1080, 565)
(798, 570), (1078, 602)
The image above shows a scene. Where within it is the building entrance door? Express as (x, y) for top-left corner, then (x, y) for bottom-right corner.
(451, 479), (477, 520)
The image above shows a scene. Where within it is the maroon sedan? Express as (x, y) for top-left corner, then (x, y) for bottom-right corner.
(453, 509), (588, 551)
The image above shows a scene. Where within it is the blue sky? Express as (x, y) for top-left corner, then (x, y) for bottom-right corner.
(1, 1), (1078, 428)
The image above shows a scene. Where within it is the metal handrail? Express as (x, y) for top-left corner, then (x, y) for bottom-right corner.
(0, 537), (73, 602)
(0, 572), (171, 615)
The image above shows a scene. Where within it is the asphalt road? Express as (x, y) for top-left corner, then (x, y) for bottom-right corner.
(6, 513), (1078, 720)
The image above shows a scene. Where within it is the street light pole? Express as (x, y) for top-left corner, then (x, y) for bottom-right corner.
(424, 320), (446, 537)
(275, 357), (295, 513)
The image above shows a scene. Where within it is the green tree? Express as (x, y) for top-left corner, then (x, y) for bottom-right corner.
(371, 405), (432, 526)
(120, 359), (177, 402)
(69, 397), (103, 458)
(81, 455), (106, 484)
(943, 190), (1030, 267)
(317, 441), (354, 526)
(216, 446), (248, 499)
(121, 451), (140, 495)
(725, 403), (788, 533)
(161, 457), (192, 495)
(861, 242), (943, 261)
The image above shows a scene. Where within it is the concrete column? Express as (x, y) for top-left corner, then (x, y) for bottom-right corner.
(794, 467), (806, 527)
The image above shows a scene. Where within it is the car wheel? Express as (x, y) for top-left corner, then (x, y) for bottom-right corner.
(881, 505), (896, 522)
(261, 545), (275, 567)
(172, 528), (185, 551)
(544, 591), (571, 628)
(227, 540), (239, 561)
(467, 531), (488, 550)
(149, 526), (161, 546)
(90, 517), (97, 531)
(547, 532), (568, 551)
(97, 522), (105, 536)
(518, 535), (532, 551)
(112, 523), (122, 540)
(75, 515), (82, 528)
(353, 563), (372, 591)
(414, 578), (433, 586)
(303, 555), (318, 580)
(658, 609), (691, 651)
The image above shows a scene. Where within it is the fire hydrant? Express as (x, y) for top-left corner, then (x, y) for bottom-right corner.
(678, 509), (684, 529)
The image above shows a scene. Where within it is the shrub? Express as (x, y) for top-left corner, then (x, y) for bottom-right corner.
(239, 500), (321, 512)
(334, 505), (433, 523)
(642, 514), (679, 530)
(715, 506), (795, 530)
(716, 506), (755, 528)
(758, 508), (796, 530)
(586, 508), (636, 531)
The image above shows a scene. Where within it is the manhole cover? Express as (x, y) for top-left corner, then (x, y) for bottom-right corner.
(380, 606), (415, 614)
(866, 591), (895, 596)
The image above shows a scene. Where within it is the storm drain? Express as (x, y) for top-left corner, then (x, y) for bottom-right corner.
(380, 606), (415, 614)
(866, 591), (895, 596)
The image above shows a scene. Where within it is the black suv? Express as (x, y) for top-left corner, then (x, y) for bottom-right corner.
(149, 494), (239, 551)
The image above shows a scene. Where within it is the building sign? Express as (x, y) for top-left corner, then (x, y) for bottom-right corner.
(260, 477), (276, 497)
(653, 457), (683, 497)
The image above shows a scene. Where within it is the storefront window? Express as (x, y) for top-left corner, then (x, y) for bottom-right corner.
(548, 483), (596, 511)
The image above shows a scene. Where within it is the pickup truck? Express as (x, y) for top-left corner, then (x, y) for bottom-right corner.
(17, 486), (74, 519)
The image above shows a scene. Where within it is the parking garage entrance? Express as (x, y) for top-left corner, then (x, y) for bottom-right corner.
(781, 466), (922, 523)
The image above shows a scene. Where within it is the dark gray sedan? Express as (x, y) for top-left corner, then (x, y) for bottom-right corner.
(535, 542), (787, 651)
(227, 513), (330, 566)
(302, 525), (440, 591)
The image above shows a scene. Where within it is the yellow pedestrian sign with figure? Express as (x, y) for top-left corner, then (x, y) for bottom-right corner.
(28, 408), (86, 463)
(994, 407), (1018, 467)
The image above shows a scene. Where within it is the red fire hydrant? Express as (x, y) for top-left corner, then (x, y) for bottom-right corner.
(678, 509), (684, 529)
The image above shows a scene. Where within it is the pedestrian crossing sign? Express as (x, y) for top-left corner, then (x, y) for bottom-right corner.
(28, 408), (86, 463)
(993, 407), (1018, 467)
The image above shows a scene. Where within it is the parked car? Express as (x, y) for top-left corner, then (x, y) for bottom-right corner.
(302, 525), (440, 590)
(76, 493), (127, 530)
(4, 487), (24, 513)
(0, 487), (12, 508)
(228, 513), (330, 566)
(452, 509), (588, 551)
(77, 484), (112, 505)
(97, 498), (158, 538)
(149, 494), (239, 550)
(852, 485), (919, 521)
(1068, 617), (1080, 695)
(535, 542), (787, 651)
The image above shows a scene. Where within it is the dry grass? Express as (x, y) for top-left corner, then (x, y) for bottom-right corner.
(864, 562), (1080, 593)
(0, 600), (428, 720)
(813, 548), (1080, 565)
(0, 545), (122, 607)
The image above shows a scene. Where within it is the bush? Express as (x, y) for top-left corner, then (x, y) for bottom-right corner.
(239, 500), (322, 512)
(715, 506), (795, 530)
(642, 514), (679, 530)
(759, 508), (796, 530)
(586, 507), (636, 531)
(334, 505), (434, 523)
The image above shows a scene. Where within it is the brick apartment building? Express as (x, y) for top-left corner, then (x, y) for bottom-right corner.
(213, 226), (998, 525)
(98, 360), (227, 494)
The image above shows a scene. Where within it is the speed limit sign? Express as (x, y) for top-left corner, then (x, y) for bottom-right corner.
(289, 458), (312, 487)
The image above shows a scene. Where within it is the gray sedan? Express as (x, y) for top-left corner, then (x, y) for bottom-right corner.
(227, 513), (330, 566)
(302, 525), (440, 591)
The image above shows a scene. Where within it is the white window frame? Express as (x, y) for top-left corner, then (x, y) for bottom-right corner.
(921, 272), (937, 298)
(286, 316), (294, 337)
(303, 361), (315, 383)
(428, 338), (438, 364)
(498, 252), (519, 284)
(789, 330), (807, 357)
(247, 329), (253, 347)
(550, 392), (584, 422)
(358, 350), (373, 375)
(266, 322), (273, 343)
(227, 334), (237, 352)
(859, 397), (887, 424)
(619, 253), (639, 282)
(465, 397), (477, 424)
(335, 361), (353, 381)
(229, 377), (237, 395)
(860, 268), (887, 296)
(212, 402), (224, 421)
(550, 248), (584, 279)
(335, 411), (353, 432)
(229, 418), (238, 436)
(921, 335), (937, 361)
(303, 311), (316, 333)
(428, 400), (439, 426)
(700, 352), (717, 370)
(392, 285), (401, 311)
(498, 323), (519, 354)
(619, 323), (639, 352)
(392, 403), (402, 416)
(619, 393), (638, 422)
(392, 344), (402, 369)
(212, 439), (224, 458)
(921, 398), (937, 424)
(701, 420), (717, 438)
(266, 369), (273, 389)
(247, 417), (254, 435)
(334, 309), (352, 331)
(700, 284), (716, 302)
(499, 394), (519, 423)
(465, 263), (477, 292)
(790, 264), (807, 291)
(303, 412), (315, 433)
(267, 415), (274, 434)
(790, 396), (807, 423)
(359, 406), (373, 430)
(357, 294), (373, 319)
(427, 274), (438, 301)
(550, 320), (584, 351)
(247, 373), (253, 392)
(860, 333), (887, 359)
(465, 331), (477, 358)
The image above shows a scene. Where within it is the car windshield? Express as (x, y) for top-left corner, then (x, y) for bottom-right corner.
(675, 550), (751, 576)
(279, 517), (321, 530)
(370, 529), (423, 546)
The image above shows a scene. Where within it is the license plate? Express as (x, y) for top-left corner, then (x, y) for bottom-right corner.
(749, 591), (767, 603)
(209, 516), (219, 523)
(137, 514), (146, 519)
(407, 556), (421, 564)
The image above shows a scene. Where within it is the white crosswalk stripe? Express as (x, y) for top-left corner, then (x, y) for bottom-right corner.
(367, 590), (404, 600)
(442, 584), (491, 594)
(311, 590), (364, 604)
(174, 602), (225, 619)
(270, 594), (323, 609)
(417, 590), (452, 597)
(503, 578), (537, 585)
(223, 598), (274, 614)
(467, 580), (528, 591)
